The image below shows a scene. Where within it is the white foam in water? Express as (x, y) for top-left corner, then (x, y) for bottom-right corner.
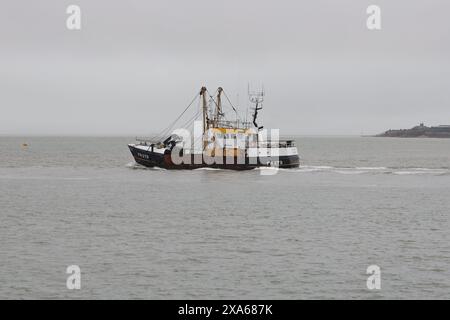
(125, 162), (166, 171)
(393, 171), (422, 175)
(295, 165), (450, 176)
(125, 162), (137, 168)
(334, 170), (367, 175)
(301, 165), (334, 169)
(296, 165), (334, 173)
(393, 168), (449, 175)
(296, 168), (323, 173)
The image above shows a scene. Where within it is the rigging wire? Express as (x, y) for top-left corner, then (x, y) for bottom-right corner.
(142, 87), (246, 150)
(147, 92), (200, 143)
(222, 90), (238, 115)
(208, 88), (242, 123)
(179, 108), (202, 130)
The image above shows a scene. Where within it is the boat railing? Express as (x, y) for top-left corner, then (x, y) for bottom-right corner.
(135, 137), (296, 150)
(135, 138), (153, 145)
(213, 120), (253, 129)
(257, 140), (296, 148)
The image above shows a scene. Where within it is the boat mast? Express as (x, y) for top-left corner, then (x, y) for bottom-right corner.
(214, 87), (223, 127)
(200, 86), (208, 134)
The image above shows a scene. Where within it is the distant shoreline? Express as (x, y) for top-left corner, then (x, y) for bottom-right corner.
(375, 123), (450, 138)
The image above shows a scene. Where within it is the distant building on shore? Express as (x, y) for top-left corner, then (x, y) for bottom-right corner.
(376, 123), (450, 138)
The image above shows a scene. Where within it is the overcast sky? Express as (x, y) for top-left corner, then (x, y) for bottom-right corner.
(1, 0), (449, 135)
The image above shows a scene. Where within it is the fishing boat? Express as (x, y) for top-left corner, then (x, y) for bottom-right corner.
(128, 86), (300, 170)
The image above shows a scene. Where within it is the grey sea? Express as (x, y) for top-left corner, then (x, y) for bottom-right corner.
(1, 136), (450, 299)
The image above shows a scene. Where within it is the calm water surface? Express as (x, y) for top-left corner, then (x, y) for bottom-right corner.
(1, 136), (449, 299)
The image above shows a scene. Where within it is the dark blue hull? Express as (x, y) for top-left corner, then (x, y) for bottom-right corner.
(128, 145), (299, 170)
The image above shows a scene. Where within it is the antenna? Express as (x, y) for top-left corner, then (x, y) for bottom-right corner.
(248, 83), (264, 130)
(248, 83), (265, 105)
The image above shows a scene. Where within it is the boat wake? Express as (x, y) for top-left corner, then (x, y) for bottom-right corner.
(125, 162), (166, 171)
(125, 162), (449, 175)
(193, 167), (225, 171)
(296, 166), (450, 176)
